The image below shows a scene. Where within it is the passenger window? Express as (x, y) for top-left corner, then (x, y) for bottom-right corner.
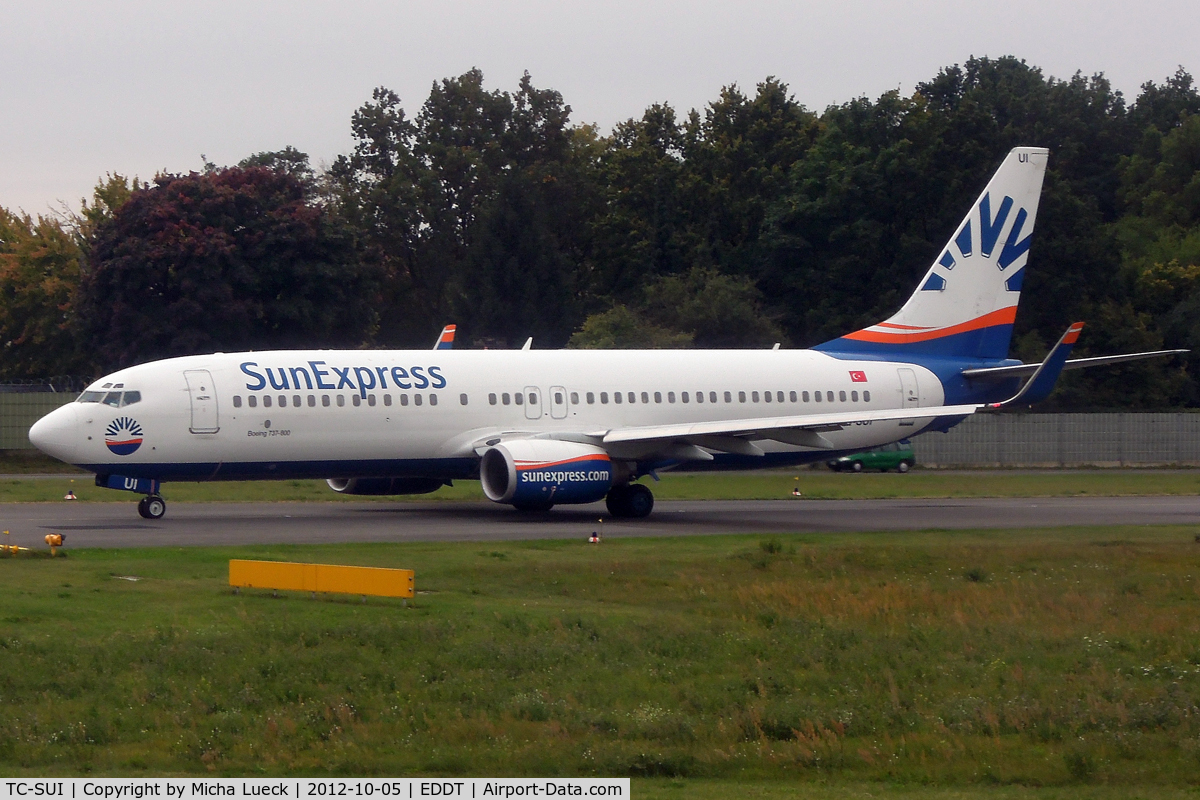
(308, 395), (316, 407)
(121, 391), (141, 407)
(103, 392), (122, 407)
(668, 392), (676, 403)
(294, 395), (302, 407)
(430, 394), (438, 406)
(695, 391), (703, 404)
(368, 394), (376, 407)
(571, 392), (579, 405)
(279, 395), (287, 407)
(709, 392), (717, 403)
(751, 391), (759, 402)
(528, 393), (537, 405)
(763, 391), (771, 403)
(460, 393), (469, 406)
(851, 391), (859, 402)
(384, 395), (392, 406)
(352, 395), (361, 407)
(813, 391), (821, 403)
(587, 392), (595, 404)
(415, 394), (423, 406)
(400, 394), (409, 406)
(777, 391), (784, 403)
(724, 391), (732, 403)
(502, 393), (511, 405)
(614, 392), (622, 404)
(233, 396), (242, 408)
(655, 392), (662, 403)
(249, 395), (258, 408)
(554, 391), (563, 405)
(827, 391), (834, 402)
(322, 395), (330, 407)
(264, 395), (273, 408)
(738, 391), (746, 403)
(790, 391), (797, 402)
(626, 392), (634, 403)
(489, 393), (498, 405)
(600, 392), (608, 404)
(863, 390), (871, 402)
(802, 391), (809, 402)
(336, 395), (345, 407)
(515, 393), (523, 405)
(839, 391), (846, 402)
(640, 392), (649, 404)
(681, 392), (689, 403)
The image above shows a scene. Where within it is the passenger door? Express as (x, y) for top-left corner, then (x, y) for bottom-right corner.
(549, 386), (568, 419)
(184, 369), (220, 433)
(523, 386), (542, 420)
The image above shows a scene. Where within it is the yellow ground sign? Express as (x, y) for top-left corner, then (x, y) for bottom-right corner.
(229, 560), (414, 599)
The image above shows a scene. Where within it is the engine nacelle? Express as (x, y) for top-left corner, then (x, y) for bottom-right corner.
(480, 440), (613, 507)
(326, 477), (446, 496)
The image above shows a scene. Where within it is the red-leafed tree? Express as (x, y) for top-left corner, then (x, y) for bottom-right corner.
(78, 165), (380, 369)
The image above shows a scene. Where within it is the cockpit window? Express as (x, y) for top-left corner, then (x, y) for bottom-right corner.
(102, 392), (122, 407)
(78, 390), (141, 406)
(120, 391), (141, 407)
(78, 391), (104, 403)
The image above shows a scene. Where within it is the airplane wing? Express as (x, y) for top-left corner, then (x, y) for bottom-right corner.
(594, 404), (981, 456)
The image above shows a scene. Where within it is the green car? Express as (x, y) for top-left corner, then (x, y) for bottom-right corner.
(827, 440), (915, 473)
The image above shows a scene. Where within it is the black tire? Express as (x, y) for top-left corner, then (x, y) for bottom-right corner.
(605, 485), (630, 517)
(851, 461), (863, 473)
(625, 484), (654, 518)
(141, 495), (166, 519)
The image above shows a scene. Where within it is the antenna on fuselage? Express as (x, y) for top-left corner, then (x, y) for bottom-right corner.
(521, 338), (533, 351)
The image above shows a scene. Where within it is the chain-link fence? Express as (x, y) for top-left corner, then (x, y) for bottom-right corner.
(913, 413), (1200, 467)
(0, 393), (75, 449)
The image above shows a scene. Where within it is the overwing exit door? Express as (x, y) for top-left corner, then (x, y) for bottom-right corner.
(184, 369), (219, 433)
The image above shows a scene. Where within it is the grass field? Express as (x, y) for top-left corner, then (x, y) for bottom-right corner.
(1, 525), (1198, 794)
(4, 469), (1200, 504)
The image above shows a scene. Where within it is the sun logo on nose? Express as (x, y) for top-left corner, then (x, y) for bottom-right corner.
(104, 416), (144, 455)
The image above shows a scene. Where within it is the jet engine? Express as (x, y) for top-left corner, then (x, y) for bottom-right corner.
(326, 477), (447, 495)
(480, 440), (614, 510)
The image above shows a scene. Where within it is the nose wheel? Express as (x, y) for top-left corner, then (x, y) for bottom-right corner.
(137, 495), (167, 520)
(605, 483), (654, 518)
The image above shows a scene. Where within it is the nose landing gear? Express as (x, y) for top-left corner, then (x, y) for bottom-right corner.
(605, 483), (654, 518)
(137, 495), (167, 520)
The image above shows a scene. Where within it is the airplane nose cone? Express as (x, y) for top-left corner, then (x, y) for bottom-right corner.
(29, 404), (78, 461)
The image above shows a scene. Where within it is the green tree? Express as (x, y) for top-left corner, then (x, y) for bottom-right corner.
(78, 166), (378, 368)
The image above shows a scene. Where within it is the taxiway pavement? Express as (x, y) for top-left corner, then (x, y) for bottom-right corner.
(0, 495), (1196, 549)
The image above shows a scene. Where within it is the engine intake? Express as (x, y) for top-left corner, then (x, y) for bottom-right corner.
(480, 440), (613, 508)
(326, 477), (446, 496)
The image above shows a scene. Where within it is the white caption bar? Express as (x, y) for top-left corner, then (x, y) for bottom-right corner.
(0, 781), (629, 800)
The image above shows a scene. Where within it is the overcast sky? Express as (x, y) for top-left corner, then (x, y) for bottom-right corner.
(3, 0), (1196, 215)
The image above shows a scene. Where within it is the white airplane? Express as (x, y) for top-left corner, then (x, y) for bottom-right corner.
(29, 147), (1182, 520)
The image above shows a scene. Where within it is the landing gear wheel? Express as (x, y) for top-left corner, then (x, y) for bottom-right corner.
(606, 483), (654, 519)
(851, 461), (863, 473)
(138, 495), (166, 520)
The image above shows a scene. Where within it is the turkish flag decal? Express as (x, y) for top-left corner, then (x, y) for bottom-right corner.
(849, 370), (867, 382)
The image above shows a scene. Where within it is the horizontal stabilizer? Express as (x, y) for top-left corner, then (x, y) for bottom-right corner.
(963, 348), (1188, 380)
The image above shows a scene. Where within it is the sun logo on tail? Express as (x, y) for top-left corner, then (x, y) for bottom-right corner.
(105, 416), (144, 455)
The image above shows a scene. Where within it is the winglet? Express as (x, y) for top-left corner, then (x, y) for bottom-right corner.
(988, 322), (1084, 408)
(434, 325), (456, 350)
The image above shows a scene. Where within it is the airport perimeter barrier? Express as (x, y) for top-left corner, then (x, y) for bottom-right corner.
(0, 392), (74, 449)
(912, 412), (1200, 467)
(3, 391), (1200, 467)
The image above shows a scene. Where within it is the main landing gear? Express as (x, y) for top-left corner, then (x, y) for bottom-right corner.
(606, 483), (654, 519)
(137, 495), (167, 520)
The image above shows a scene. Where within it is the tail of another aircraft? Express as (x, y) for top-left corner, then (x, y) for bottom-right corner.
(816, 147), (1049, 362)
